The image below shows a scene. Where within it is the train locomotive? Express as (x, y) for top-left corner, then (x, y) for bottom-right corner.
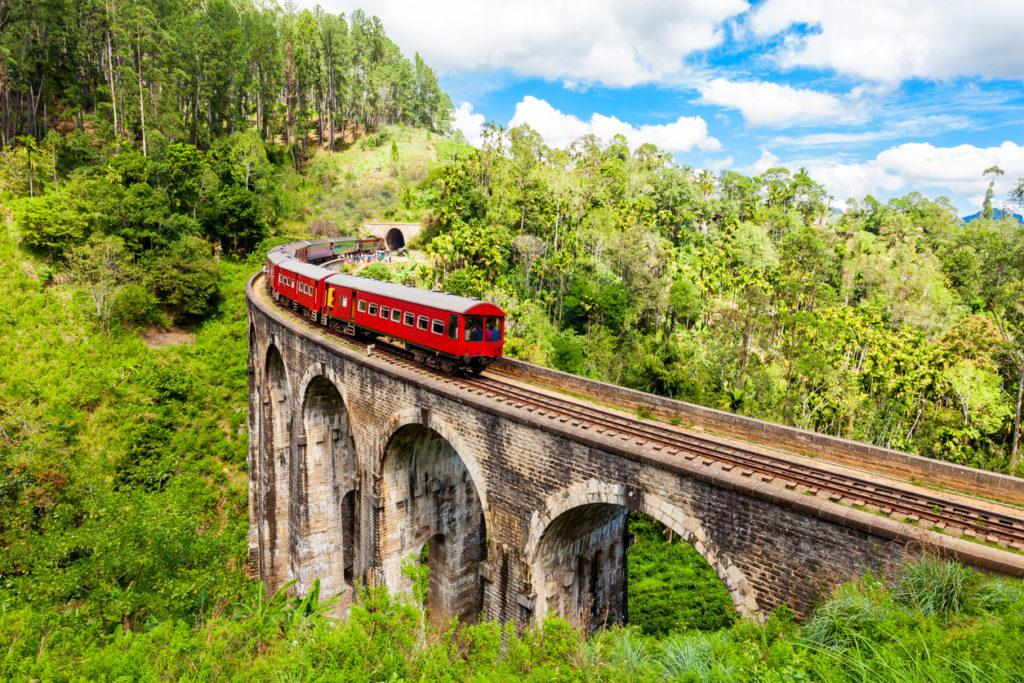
(264, 238), (505, 374)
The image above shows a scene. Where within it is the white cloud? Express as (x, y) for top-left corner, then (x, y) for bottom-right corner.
(452, 102), (485, 147)
(768, 115), (973, 147)
(804, 162), (905, 203)
(302, 0), (748, 87)
(748, 0), (1024, 83)
(874, 141), (1024, 196)
(743, 149), (781, 176)
(508, 96), (721, 154)
(697, 78), (859, 127)
(760, 141), (1024, 212)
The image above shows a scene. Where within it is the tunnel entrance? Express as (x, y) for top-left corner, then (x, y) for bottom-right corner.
(385, 228), (405, 251)
(379, 424), (486, 622)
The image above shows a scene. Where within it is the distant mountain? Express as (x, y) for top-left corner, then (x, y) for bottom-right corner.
(961, 208), (1024, 225)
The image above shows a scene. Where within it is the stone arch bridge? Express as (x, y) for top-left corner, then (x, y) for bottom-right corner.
(246, 273), (1024, 628)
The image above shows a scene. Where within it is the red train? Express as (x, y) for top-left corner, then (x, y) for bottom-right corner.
(264, 238), (505, 373)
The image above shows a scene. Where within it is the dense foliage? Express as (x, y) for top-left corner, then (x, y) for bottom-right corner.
(1, 0), (451, 152)
(627, 514), (736, 636)
(412, 128), (1024, 472)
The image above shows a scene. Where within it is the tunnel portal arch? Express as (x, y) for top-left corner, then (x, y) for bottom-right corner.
(385, 228), (406, 251)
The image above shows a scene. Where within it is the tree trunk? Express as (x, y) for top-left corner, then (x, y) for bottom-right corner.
(1011, 357), (1023, 471)
(137, 43), (146, 155)
(107, 30), (118, 137)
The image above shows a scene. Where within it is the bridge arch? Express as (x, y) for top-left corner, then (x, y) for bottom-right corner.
(376, 411), (488, 623)
(290, 373), (358, 606)
(525, 480), (760, 630)
(259, 344), (292, 591)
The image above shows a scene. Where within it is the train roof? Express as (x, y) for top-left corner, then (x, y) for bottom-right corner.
(267, 250), (291, 265)
(326, 273), (505, 316)
(277, 258), (335, 281)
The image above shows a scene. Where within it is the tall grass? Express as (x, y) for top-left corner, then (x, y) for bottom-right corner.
(891, 555), (977, 618)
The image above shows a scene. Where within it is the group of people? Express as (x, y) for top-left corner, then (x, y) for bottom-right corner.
(339, 250), (392, 264)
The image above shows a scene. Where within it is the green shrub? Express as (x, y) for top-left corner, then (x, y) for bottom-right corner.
(892, 555), (977, 618)
(800, 579), (890, 648)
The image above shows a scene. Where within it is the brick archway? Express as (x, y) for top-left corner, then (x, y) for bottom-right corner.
(291, 374), (358, 610)
(376, 421), (487, 622)
(524, 480), (760, 628)
(258, 344), (292, 591)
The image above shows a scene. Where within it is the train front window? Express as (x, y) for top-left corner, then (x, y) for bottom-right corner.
(485, 317), (502, 342)
(465, 316), (483, 342)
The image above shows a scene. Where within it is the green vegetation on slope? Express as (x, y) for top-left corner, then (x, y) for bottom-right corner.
(2, 552), (1022, 681)
(627, 513), (736, 636)
(0, 225), (252, 633)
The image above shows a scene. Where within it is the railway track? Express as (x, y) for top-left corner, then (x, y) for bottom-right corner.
(269, 288), (1024, 552)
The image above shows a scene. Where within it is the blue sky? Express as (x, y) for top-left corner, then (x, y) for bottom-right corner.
(299, 0), (1024, 215)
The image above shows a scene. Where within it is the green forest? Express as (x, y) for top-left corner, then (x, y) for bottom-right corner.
(2, 1), (1024, 680)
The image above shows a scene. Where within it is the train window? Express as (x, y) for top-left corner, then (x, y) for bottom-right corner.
(417, 315), (429, 330)
(465, 316), (483, 342)
(380, 306), (390, 319)
(485, 317), (502, 342)
(391, 308), (402, 322)
(431, 319), (444, 335)
(447, 315), (458, 340)
(342, 296), (348, 307)
(368, 303), (378, 316)
(404, 312), (415, 326)
(357, 300), (367, 313)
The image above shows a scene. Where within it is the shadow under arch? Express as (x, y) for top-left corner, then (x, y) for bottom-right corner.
(376, 418), (488, 623)
(259, 344), (292, 592)
(291, 374), (358, 608)
(525, 480), (761, 631)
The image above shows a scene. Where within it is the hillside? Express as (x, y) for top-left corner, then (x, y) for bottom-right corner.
(278, 126), (458, 235)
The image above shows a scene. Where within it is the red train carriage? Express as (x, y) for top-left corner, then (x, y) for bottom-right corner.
(322, 274), (504, 373)
(265, 250), (291, 297)
(289, 261), (334, 313)
(267, 251), (298, 302)
(263, 237), (506, 373)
